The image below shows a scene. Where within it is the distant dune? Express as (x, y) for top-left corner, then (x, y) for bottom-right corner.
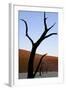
(19, 49), (58, 73)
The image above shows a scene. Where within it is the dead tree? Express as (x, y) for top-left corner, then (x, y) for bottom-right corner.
(20, 12), (57, 78)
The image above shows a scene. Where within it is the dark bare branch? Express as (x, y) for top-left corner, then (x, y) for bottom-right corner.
(33, 53), (47, 77)
(35, 12), (48, 46)
(44, 12), (48, 31)
(20, 19), (34, 45)
(35, 12), (57, 47)
(44, 12), (56, 32)
(48, 23), (56, 31)
(44, 33), (57, 39)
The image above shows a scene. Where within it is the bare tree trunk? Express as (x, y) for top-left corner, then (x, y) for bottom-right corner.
(27, 46), (36, 78)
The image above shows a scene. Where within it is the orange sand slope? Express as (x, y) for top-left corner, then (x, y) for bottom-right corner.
(19, 49), (58, 73)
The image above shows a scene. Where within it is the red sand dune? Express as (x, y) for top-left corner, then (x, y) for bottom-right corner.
(19, 49), (58, 73)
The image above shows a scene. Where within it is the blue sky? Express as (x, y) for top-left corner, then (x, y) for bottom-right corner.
(18, 11), (58, 56)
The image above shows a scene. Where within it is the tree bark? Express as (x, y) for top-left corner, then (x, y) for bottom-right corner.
(27, 45), (36, 78)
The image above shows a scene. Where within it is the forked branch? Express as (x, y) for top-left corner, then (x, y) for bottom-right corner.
(35, 12), (57, 46)
(44, 12), (56, 32)
(20, 19), (34, 45)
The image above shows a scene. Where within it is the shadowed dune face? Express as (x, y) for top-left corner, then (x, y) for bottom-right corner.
(19, 49), (58, 73)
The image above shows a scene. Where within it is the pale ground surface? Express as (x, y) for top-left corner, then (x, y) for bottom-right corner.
(19, 72), (58, 79)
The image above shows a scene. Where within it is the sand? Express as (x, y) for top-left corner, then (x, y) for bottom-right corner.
(19, 72), (58, 79)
